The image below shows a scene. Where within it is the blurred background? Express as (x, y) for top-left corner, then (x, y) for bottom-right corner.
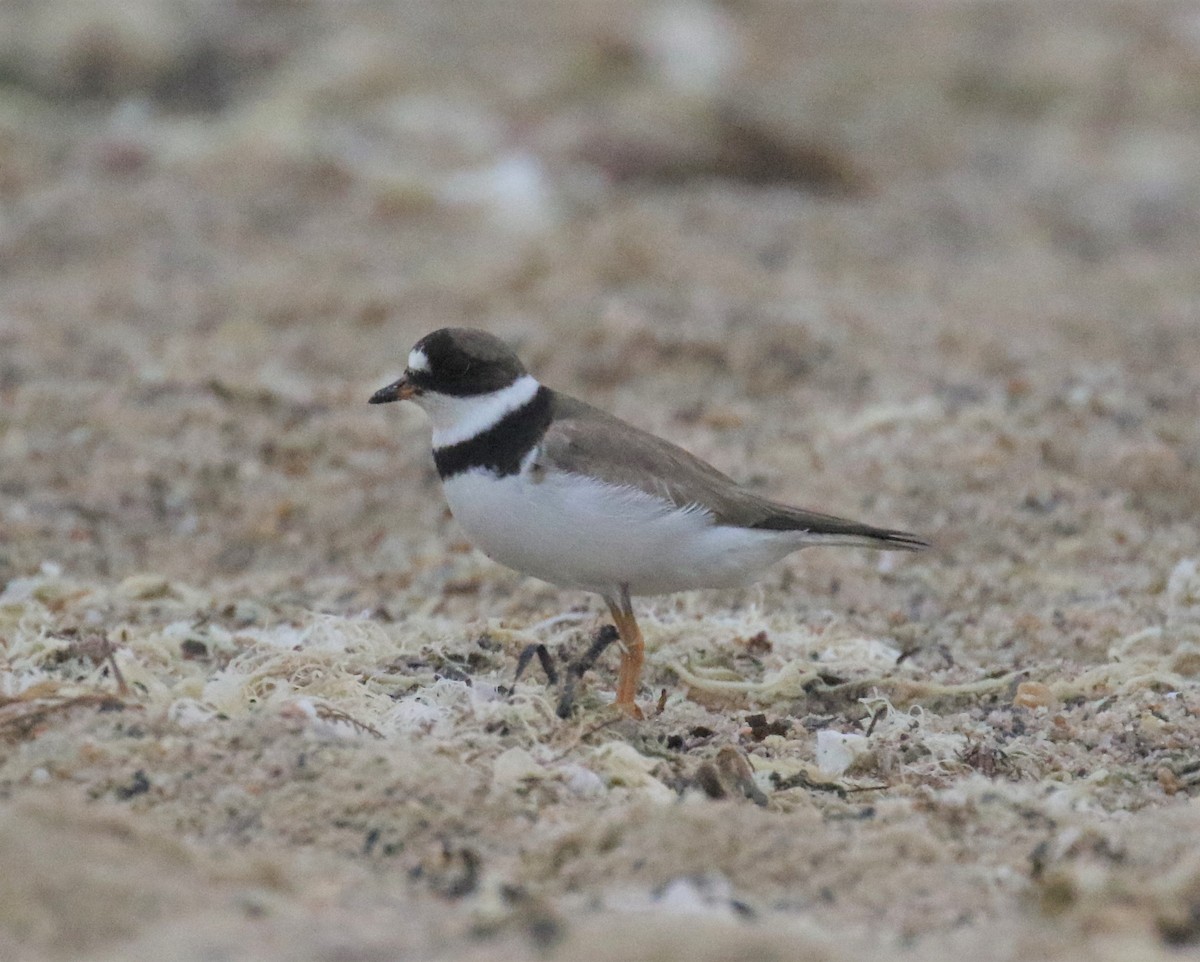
(1, 0), (1198, 589)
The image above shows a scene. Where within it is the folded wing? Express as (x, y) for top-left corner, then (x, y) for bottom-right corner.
(539, 393), (927, 551)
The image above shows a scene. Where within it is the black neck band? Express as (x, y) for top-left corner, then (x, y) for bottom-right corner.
(433, 386), (553, 479)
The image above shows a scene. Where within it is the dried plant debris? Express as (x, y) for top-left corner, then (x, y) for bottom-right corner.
(3, 567), (1196, 811)
(2, 506), (1199, 962)
(0, 690), (131, 742)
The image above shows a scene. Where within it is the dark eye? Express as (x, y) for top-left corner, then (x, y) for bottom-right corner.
(439, 351), (471, 380)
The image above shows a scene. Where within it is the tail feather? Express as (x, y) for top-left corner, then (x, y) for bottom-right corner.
(802, 528), (929, 552)
(751, 507), (929, 552)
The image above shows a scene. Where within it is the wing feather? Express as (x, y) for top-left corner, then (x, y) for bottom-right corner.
(539, 392), (927, 550)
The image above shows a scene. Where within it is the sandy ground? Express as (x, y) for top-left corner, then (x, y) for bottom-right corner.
(2, 1), (1200, 960)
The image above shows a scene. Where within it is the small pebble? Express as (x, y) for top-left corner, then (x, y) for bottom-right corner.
(1013, 681), (1055, 710)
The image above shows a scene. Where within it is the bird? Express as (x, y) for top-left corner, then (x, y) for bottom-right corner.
(370, 327), (927, 718)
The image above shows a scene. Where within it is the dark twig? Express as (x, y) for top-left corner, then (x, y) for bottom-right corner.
(313, 703), (384, 739)
(0, 694), (132, 741)
(557, 625), (619, 719)
(514, 643), (557, 686)
(864, 705), (887, 737)
(98, 635), (129, 696)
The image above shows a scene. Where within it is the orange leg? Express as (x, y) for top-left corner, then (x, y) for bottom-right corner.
(604, 586), (644, 720)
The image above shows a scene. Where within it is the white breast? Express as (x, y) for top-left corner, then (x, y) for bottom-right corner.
(440, 457), (806, 596)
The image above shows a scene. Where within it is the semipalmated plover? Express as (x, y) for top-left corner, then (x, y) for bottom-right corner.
(371, 328), (927, 717)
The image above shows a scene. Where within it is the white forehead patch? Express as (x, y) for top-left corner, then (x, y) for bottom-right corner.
(407, 348), (431, 373)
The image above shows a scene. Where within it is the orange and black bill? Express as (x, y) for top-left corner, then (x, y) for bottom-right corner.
(369, 376), (417, 404)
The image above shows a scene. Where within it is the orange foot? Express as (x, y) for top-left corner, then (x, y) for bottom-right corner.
(612, 698), (645, 721)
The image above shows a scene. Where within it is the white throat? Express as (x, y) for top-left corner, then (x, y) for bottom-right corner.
(425, 374), (541, 447)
